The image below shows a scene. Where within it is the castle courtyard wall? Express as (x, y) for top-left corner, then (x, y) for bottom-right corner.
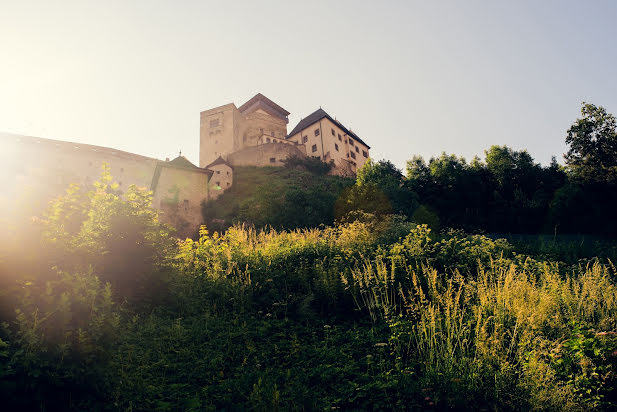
(227, 142), (306, 167)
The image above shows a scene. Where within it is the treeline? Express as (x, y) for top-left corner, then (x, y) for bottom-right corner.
(341, 102), (617, 236)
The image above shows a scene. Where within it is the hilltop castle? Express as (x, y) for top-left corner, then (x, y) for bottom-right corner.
(1, 93), (370, 237)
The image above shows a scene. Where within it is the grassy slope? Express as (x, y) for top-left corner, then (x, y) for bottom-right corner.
(202, 166), (354, 231)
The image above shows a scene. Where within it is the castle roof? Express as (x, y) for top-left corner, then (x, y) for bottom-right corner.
(286, 108), (370, 149)
(205, 156), (233, 169)
(238, 93), (290, 122)
(1, 132), (160, 162)
(151, 155), (212, 191)
(168, 155), (200, 169)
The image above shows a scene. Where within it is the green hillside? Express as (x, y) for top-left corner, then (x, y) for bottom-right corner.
(202, 166), (354, 231)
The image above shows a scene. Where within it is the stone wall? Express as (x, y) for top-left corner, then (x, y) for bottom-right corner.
(1, 133), (208, 238)
(227, 142), (307, 167)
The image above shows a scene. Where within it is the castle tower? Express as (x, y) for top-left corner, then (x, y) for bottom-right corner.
(199, 93), (289, 168)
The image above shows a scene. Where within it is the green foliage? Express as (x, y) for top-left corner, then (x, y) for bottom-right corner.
(282, 154), (334, 175)
(42, 164), (174, 302)
(2, 159), (617, 410)
(202, 166), (353, 231)
(565, 102), (617, 184)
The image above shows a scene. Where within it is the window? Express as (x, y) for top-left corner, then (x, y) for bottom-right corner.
(331, 129), (335, 136)
(271, 131), (274, 137)
(227, 171), (230, 175)
(227, 182), (230, 187)
(266, 138), (271, 143)
(260, 128), (264, 134)
(338, 134), (342, 141)
(209, 119), (220, 128)
(302, 136), (308, 143)
(344, 139), (347, 144)
(350, 152), (356, 159)
(362, 150), (368, 158)
(312, 144), (317, 153)
(349, 139), (354, 146)
(216, 170), (220, 174)
(270, 157), (276, 163)
(314, 128), (320, 136)
(355, 146), (359, 153)
(335, 143), (339, 151)
(215, 181), (220, 186)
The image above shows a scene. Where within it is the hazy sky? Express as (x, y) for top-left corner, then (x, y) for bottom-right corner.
(2, 0), (616, 169)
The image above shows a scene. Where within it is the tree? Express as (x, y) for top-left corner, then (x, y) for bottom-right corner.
(565, 102), (617, 184)
(42, 164), (174, 303)
(355, 159), (418, 217)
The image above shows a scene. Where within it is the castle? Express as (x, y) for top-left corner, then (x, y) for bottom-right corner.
(1, 93), (370, 237)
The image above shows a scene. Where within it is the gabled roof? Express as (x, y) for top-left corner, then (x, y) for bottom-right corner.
(286, 108), (370, 149)
(238, 93), (290, 122)
(205, 155), (233, 169)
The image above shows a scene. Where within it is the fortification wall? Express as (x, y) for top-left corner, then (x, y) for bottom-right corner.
(227, 143), (307, 167)
(1, 133), (208, 238)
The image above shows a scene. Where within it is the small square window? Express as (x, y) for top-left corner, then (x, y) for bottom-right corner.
(351, 152), (356, 159)
(270, 157), (276, 163)
(349, 139), (354, 146)
(209, 119), (220, 128)
(266, 138), (271, 143)
(227, 182), (230, 186)
(335, 143), (339, 151)
(216, 170), (220, 174)
(331, 129), (335, 136)
(312, 144), (317, 153)
(338, 134), (342, 141)
(362, 150), (368, 158)
(355, 146), (359, 153)
(215, 181), (220, 186)
(227, 171), (230, 175)
(302, 136), (308, 143)
(314, 129), (320, 136)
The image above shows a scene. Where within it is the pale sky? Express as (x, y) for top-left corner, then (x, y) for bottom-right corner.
(1, 0), (616, 169)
